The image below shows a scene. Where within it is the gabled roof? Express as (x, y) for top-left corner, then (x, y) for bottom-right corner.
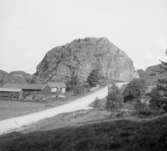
(3, 83), (45, 90)
(47, 82), (66, 88)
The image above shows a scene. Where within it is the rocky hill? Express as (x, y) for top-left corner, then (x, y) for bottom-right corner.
(35, 37), (136, 84)
(138, 64), (167, 85)
(0, 70), (8, 86)
(0, 71), (33, 85)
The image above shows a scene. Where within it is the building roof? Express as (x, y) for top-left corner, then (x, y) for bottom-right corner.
(47, 82), (66, 88)
(0, 87), (22, 92)
(3, 83), (45, 90)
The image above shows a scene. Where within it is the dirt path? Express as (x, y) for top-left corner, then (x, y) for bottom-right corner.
(0, 87), (108, 135)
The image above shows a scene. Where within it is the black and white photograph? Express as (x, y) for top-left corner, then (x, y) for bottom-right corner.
(0, 0), (167, 150)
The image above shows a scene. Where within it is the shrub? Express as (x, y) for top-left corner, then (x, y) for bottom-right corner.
(90, 98), (107, 110)
(66, 75), (79, 91)
(122, 78), (146, 102)
(149, 87), (167, 112)
(73, 83), (89, 95)
(87, 69), (100, 87)
(134, 100), (152, 116)
(106, 85), (123, 111)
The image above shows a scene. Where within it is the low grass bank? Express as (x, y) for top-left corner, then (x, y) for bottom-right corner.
(0, 114), (167, 151)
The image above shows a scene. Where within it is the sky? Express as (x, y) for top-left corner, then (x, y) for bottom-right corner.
(0, 0), (167, 74)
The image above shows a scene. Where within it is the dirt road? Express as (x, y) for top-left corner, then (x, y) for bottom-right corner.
(0, 87), (108, 135)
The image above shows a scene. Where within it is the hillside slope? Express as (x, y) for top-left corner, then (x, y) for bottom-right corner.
(0, 70), (34, 86)
(138, 64), (167, 85)
(0, 115), (167, 151)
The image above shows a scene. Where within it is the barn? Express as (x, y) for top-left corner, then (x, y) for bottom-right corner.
(3, 84), (46, 98)
(0, 87), (23, 100)
(0, 82), (66, 100)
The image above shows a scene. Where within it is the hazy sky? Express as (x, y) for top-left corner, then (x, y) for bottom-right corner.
(0, 0), (167, 74)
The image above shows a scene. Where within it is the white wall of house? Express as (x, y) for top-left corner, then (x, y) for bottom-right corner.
(51, 87), (66, 93)
(61, 88), (66, 93)
(115, 82), (128, 89)
(51, 88), (58, 92)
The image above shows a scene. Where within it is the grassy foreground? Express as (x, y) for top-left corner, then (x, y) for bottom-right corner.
(0, 115), (167, 151)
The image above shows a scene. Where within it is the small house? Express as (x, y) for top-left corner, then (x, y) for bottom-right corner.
(46, 82), (66, 94)
(113, 80), (128, 89)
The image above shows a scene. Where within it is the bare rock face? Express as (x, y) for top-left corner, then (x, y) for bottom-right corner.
(35, 37), (136, 84)
(3, 71), (33, 84)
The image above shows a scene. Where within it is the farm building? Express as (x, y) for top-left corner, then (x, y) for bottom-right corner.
(3, 83), (45, 91)
(0, 87), (23, 100)
(3, 84), (46, 98)
(0, 82), (66, 100)
(46, 82), (66, 93)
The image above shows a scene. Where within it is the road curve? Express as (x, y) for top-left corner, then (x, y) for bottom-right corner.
(0, 87), (108, 135)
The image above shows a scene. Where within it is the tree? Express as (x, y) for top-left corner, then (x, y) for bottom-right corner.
(87, 69), (100, 87)
(106, 85), (123, 111)
(122, 78), (146, 102)
(160, 49), (167, 70)
(66, 75), (79, 91)
(150, 51), (167, 112)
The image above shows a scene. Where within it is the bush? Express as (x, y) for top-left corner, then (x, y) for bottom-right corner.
(134, 100), (152, 116)
(123, 78), (146, 102)
(106, 85), (123, 111)
(66, 75), (79, 91)
(73, 83), (89, 95)
(90, 98), (107, 110)
(149, 87), (167, 112)
(87, 69), (100, 87)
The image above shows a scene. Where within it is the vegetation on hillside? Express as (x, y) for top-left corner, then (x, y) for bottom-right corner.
(149, 51), (167, 112)
(0, 115), (167, 151)
(122, 78), (146, 102)
(87, 69), (100, 87)
(106, 85), (123, 111)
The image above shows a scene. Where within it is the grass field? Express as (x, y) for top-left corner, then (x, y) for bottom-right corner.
(21, 109), (110, 133)
(0, 100), (50, 120)
(0, 97), (76, 120)
(0, 87), (106, 121)
(0, 113), (167, 151)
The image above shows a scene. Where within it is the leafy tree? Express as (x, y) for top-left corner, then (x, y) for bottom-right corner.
(66, 75), (80, 91)
(160, 50), (167, 70)
(106, 85), (123, 111)
(134, 99), (152, 116)
(87, 69), (100, 87)
(122, 78), (146, 102)
(150, 51), (167, 112)
(149, 87), (165, 111)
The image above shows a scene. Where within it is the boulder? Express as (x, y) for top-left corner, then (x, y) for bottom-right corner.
(35, 37), (136, 84)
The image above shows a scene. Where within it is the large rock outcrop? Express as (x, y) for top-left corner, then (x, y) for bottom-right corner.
(35, 37), (136, 84)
